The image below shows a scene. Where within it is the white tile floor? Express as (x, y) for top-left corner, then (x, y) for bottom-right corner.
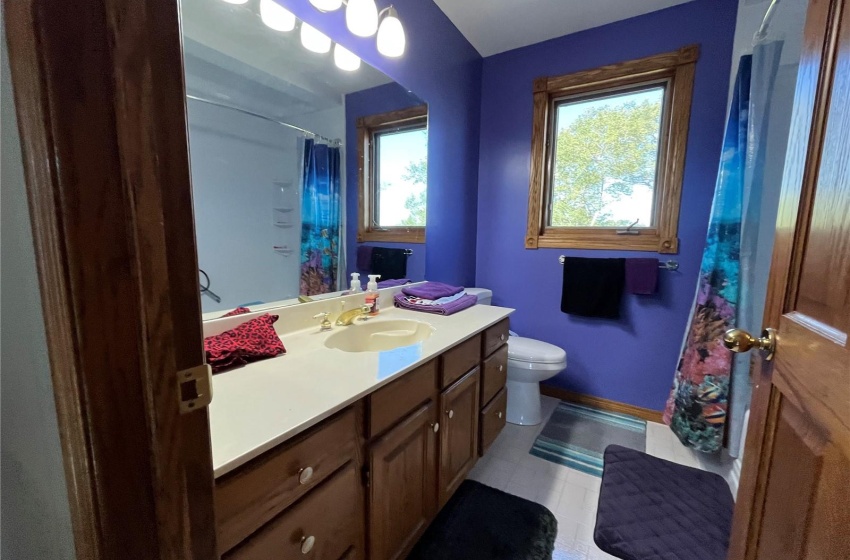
(466, 396), (737, 560)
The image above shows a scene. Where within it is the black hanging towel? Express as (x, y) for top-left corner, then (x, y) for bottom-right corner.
(370, 247), (409, 280)
(560, 257), (626, 319)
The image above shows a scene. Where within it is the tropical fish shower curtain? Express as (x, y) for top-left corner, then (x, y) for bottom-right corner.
(663, 56), (752, 453)
(300, 138), (341, 296)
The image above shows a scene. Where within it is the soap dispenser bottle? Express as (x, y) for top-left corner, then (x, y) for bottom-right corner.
(365, 274), (381, 316)
(349, 272), (362, 293)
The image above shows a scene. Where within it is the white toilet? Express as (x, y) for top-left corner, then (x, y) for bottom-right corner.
(467, 288), (567, 426)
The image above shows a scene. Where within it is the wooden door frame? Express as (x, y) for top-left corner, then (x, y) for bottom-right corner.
(4, 1), (217, 559)
(727, 0), (846, 557)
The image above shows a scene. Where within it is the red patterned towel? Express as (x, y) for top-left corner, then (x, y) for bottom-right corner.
(204, 313), (286, 373)
(221, 306), (252, 318)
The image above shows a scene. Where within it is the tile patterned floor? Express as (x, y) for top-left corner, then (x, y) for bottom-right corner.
(466, 396), (737, 560)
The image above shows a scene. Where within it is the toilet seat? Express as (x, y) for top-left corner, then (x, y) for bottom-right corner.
(507, 336), (567, 366)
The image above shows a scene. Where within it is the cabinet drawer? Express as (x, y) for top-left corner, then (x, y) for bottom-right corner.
(479, 388), (507, 456)
(483, 319), (509, 358)
(368, 360), (437, 438)
(216, 408), (358, 554)
(440, 335), (481, 388)
(481, 345), (508, 407)
(224, 464), (364, 560)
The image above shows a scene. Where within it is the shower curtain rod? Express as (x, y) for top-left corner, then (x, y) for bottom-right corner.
(754, 0), (781, 44)
(186, 94), (342, 146)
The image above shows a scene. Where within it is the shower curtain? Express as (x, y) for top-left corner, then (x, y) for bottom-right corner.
(300, 138), (341, 296)
(663, 56), (752, 453)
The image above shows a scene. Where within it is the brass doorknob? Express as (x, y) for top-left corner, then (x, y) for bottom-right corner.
(723, 328), (776, 361)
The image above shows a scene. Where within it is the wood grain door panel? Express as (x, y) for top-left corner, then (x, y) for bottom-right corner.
(729, 0), (850, 558)
(438, 368), (481, 506)
(368, 401), (438, 560)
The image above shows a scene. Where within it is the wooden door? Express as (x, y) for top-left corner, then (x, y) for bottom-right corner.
(438, 367), (481, 506)
(369, 401), (438, 560)
(4, 1), (217, 559)
(728, 0), (850, 558)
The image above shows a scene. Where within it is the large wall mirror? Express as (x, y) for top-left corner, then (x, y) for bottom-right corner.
(180, 0), (428, 316)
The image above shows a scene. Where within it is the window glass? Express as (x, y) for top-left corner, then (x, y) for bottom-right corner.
(375, 126), (428, 227)
(549, 85), (665, 228)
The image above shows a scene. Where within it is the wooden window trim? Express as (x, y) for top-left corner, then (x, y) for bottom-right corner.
(525, 45), (699, 253)
(357, 105), (428, 244)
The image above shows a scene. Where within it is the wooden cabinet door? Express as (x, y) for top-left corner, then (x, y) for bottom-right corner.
(728, 0), (850, 558)
(368, 401), (438, 560)
(438, 368), (480, 506)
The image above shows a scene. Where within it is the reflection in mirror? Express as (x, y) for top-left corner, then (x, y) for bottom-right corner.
(180, 0), (427, 316)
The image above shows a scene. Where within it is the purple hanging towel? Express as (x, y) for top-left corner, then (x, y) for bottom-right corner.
(625, 258), (659, 294)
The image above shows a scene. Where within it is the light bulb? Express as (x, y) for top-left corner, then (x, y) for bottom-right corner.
(260, 0), (296, 32)
(377, 7), (405, 57)
(220, 0), (249, 4)
(334, 44), (361, 71)
(300, 22), (331, 54)
(346, 0), (378, 37)
(309, 0), (343, 11)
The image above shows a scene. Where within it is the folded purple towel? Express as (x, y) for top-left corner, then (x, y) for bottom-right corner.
(394, 293), (477, 316)
(356, 246), (373, 271)
(402, 281), (464, 300)
(377, 278), (411, 288)
(625, 258), (659, 294)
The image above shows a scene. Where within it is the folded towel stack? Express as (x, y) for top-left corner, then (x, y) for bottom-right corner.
(204, 313), (286, 373)
(377, 278), (412, 289)
(394, 282), (477, 316)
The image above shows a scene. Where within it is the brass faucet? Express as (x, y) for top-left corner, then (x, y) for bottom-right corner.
(336, 304), (372, 326)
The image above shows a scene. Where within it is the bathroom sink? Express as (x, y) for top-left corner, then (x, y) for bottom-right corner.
(324, 319), (435, 352)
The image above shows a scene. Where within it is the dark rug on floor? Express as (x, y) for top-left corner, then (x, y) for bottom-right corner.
(407, 480), (557, 560)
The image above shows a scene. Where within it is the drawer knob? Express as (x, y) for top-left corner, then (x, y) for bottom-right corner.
(301, 535), (316, 554)
(446, 409), (454, 419)
(498, 364), (504, 372)
(431, 422), (440, 433)
(497, 411), (503, 419)
(298, 467), (314, 485)
(500, 334), (506, 342)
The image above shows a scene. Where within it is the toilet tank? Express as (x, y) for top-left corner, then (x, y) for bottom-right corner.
(465, 287), (492, 305)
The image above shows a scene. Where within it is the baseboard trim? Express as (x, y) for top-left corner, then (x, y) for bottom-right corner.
(540, 385), (665, 424)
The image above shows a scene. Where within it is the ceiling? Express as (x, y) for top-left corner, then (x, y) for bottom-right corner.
(180, 0), (393, 118)
(433, 0), (697, 57)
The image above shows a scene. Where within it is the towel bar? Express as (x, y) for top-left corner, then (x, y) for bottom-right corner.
(558, 256), (678, 271)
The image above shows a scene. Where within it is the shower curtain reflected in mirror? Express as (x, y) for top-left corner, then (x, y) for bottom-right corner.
(300, 138), (342, 296)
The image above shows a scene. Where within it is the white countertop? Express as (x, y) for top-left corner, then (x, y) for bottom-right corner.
(209, 304), (514, 478)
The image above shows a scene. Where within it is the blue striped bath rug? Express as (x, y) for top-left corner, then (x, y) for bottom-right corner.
(530, 402), (646, 477)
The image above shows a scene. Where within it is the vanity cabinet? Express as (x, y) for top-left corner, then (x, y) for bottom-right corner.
(438, 367), (480, 506)
(368, 401), (438, 560)
(226, 464), (364, 560)
(479, 319), (509, 455)
(214, 323), (509, 560)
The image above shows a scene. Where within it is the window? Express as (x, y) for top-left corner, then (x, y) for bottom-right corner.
(357, 105), (428, 243)
(526, 46), (698, 253)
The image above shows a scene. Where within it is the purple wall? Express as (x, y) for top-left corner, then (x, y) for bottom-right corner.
(475, 0), (738, 410)
(276, 0), (482, 286)
(344, 82), (427, 281)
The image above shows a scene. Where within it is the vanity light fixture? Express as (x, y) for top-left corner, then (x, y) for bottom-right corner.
(334, 43), (361, 71)
(300, 22), (332, 54)
(346, 0), (379, 37)
(309, 0), (343, 11)
(376, 6), (405, 57)
(259, 0), (296, 32)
